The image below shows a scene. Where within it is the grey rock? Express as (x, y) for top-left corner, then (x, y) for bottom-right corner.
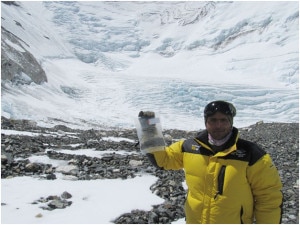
(48, 199), (72, 209)
(55, 165), (79, 176)
(61, 191), (72, 199)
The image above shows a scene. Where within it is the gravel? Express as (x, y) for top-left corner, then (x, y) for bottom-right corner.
(1, 117), (298, 224)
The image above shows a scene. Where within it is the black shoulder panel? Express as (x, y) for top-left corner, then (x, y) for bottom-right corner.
(180, 136), (266, 166)
(182, 139), (212, 156)
(236, 139), (266, 166)
(219, 139), (266, 165)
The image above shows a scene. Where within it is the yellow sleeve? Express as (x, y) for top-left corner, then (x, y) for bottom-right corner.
(152, 140), (185, 170)
(247, 154), (283, 224)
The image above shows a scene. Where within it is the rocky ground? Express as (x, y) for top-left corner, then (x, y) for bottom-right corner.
(1, 117), (299, 224)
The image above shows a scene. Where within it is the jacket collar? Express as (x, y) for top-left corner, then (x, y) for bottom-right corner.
(195, 127), (239, 153)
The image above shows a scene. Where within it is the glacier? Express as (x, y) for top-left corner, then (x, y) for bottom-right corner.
(1, 1), (299, 131)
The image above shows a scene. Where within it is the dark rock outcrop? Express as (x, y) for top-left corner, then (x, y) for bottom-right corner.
(1, 27), (47, 85)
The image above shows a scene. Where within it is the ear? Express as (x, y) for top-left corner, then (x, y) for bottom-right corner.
(204, 119), (208, 127)
(227, 116), (233, 126)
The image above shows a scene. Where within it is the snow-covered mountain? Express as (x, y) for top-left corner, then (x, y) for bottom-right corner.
(1, 1), (299, 130)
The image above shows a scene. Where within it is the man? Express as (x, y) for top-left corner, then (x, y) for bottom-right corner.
(140, 100), (283, 224)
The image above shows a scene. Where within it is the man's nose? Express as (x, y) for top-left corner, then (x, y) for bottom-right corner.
(216, 120), (222, 127)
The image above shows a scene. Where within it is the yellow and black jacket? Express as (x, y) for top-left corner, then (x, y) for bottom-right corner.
(149, 127), (283, 224)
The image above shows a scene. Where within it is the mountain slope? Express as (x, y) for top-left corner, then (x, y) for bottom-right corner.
(1, 1), (298, 130)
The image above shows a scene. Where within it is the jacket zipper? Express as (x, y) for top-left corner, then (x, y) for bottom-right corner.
(240, 206), (244, 224)
(214, 165), (226, 199)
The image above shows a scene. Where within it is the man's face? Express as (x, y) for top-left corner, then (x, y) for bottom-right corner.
(205, 112), (232, 140)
